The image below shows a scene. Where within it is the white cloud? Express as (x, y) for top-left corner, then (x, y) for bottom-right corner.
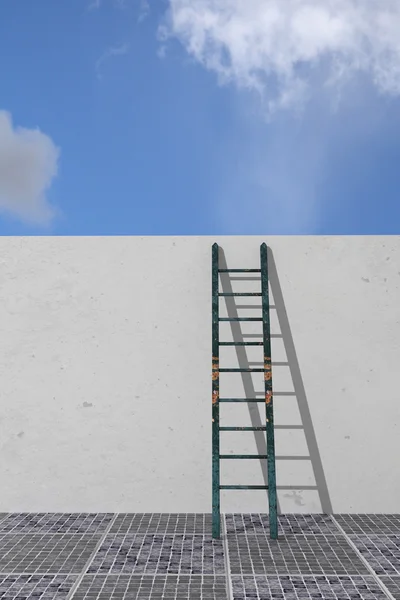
(138, 0), (150, 23)
(210, 96), (332, 233)
(0, 111), (60, 225)
(87, 0), (101, 10)
(87, 0), (135, 11)
(163, 0), (400, 112)
(96, 42), (130, 79)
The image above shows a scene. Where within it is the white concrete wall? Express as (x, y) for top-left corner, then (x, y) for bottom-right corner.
(0, 236), (399, 514)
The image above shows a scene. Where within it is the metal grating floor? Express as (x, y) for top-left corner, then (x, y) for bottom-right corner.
(0, 513), (398, 599)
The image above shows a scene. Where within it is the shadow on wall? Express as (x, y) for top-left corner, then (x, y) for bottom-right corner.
(218, 246), (332, 514)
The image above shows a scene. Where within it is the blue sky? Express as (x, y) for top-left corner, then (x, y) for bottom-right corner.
(0, 0), (400, 235)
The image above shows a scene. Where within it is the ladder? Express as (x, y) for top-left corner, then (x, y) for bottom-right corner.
(212, 242), (278, 540)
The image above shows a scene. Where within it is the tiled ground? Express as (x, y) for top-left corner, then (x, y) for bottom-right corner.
(0, 513), (398, 599)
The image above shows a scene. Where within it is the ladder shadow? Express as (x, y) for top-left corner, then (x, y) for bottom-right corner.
(218, 246), (333, 515)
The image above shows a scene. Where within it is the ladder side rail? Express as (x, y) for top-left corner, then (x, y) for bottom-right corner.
(261, 242), (278, 540)
(212, 243), (221, 539)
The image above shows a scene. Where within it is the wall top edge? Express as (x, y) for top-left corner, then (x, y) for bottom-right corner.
(0, 235), (399, 240)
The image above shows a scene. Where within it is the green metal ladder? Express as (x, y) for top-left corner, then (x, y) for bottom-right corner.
(212, 242), (278, 540)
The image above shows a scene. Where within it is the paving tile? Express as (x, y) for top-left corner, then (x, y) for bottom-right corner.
(87, 534), (226, 575)
(230, 574), (388, 599)
(351, 534), (400, 576)
(0, 573), (77, 599)
(335, 514), (400, 536)
(0, 512), (397, 598)
(0, 533), (101, 575)
(225, 514), (339, 537)
(110, 513), (218, 536)
(0, 513), (114, 535)
(379, 575), (400, 599)
(73, 574), (227, 599)
(227, 533), (370, 576)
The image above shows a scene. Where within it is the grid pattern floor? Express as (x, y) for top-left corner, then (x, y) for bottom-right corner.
(0, 513), (398, 599)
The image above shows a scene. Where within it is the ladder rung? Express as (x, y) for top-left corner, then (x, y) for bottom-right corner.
(220, 454), (268, 459)
(219, 454), (310, 460)
(218, 293), (262, 297)
(219, 398), (264, 402)
(219, 318), (262, 322)
(219, 342), (263, 346)
(218, 269), (261, 273)
(219, 368), (264, 372)
(220, 426), (267, 431)
(220, 485), (268, 489)
(220, 392), (296, 399)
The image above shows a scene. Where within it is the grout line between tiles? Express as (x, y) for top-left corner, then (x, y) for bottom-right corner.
(331, 516), (396, 600)
(0, 532), (108, 537)
(226, 571), (396, 577)
(230, 532), (347, 537)
(66, 513), (118, 600)
(0, 570), (391, 577)
(222, 513), (234, 600)
(0, 571), (225, 577)
(0, 532), (213, 537)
